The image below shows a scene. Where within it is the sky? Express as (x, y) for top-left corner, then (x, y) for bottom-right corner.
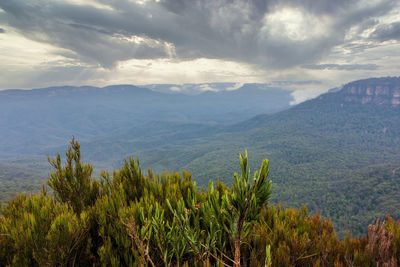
(0, 0), (399, 96)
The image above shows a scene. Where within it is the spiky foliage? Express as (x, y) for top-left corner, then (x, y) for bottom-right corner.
(1, 139), (400, 266)
(0, 192), (90, 266)
(47, 137), (101, 214)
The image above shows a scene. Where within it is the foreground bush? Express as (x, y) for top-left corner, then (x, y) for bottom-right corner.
(1, 138), (399, 266)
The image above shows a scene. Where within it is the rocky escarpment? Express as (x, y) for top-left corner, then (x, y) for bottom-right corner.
(340, 77), (400, 106)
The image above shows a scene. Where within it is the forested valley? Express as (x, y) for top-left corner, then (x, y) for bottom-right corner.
(1, 139), (399, 266)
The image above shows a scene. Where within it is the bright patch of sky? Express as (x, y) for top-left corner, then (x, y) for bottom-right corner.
(262, 7), (330, 41)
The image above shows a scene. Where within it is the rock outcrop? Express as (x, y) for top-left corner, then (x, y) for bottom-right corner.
(339, 77), (400, 106)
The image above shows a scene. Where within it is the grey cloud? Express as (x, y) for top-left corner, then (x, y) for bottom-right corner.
(0, 0), (398, 68)
(0, 28), (4, 33)
(303, 63), (379, 70)
(160, 0), (189, 13)
(371, 22), (400, 41)
(340, 42), (378, 52)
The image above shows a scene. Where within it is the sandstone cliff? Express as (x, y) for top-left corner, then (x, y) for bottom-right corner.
(340, 77), (400, 106)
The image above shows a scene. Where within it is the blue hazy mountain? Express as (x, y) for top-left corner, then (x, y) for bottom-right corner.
(0, 84), (293, 158)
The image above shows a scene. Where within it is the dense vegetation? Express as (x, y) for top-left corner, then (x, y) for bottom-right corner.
(1, 139), (400, 266)
(71, 78), (400, 238)
(1, 77), (400, 238)
(0, 160), (47, 202)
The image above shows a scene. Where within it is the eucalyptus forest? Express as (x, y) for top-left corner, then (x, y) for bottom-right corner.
(1, 138), (399, 266)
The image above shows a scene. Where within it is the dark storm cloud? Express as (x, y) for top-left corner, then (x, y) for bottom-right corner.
(371, 22), (400, 41)
(0, 0), (398, 68)
(303, 63), (379, 71)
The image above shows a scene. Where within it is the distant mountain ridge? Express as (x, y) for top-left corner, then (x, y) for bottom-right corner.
(0, 83), (294, 158)
(142, 82), (285, 95)
(0, 85), (160, 98)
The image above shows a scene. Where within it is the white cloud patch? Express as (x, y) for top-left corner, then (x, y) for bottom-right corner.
(169, 86), (181, 92)
(226, 82), (244, 91)
(198, 84), (218, 92)
(262, 7), (330, 42)
(290, 87), (328, 105)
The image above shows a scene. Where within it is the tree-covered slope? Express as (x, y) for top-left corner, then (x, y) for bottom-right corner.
(72, 77), (400, 237)
(2, 77), (400, 238)
(0, 161), (47, 201)
(1, 140), (400, 266)
(181, 78), (400, 237)
(181, 79), (400, 237)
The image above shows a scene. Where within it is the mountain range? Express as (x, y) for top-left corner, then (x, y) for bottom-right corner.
(1, 77), (400, 237)
(0, 83), (293, 157)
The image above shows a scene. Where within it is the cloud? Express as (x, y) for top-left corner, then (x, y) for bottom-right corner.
(226, 82), (244, 91)
(0, 0), (398, 69)
(290, 87), (328, 105)
(0, 0), (399, 92)
(371, 22), (400, 41)
(169, 86), (181, 92)
(198, 84), (218, 92)
(0, 28), (4, 33)
(303, 63), (379, 70)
